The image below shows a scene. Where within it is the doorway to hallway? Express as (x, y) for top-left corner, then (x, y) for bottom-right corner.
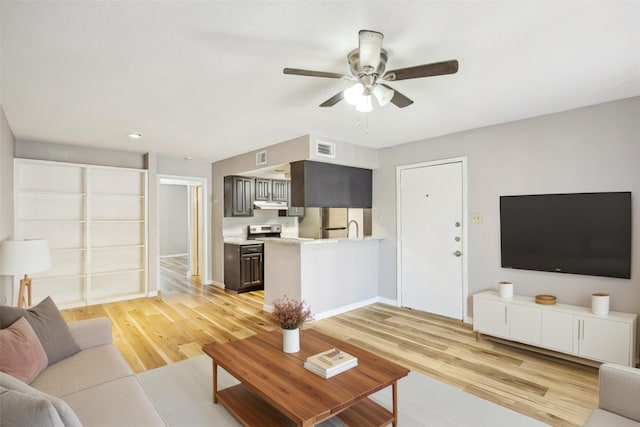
(158, 175), (208, 295)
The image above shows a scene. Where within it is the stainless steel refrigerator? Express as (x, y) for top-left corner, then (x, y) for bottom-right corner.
(298, 208), (348, 239)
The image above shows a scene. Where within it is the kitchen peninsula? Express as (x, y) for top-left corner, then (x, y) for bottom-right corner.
(263, 237), (380, 318)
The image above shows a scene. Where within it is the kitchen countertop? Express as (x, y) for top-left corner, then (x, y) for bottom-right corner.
(223, 238), (264, 245)
(260, 236), (382, 245)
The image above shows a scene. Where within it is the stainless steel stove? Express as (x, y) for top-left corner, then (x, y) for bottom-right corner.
(247, 223), (282, 239)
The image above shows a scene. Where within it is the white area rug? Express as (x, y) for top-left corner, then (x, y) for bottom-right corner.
(138, 355), (548, 427)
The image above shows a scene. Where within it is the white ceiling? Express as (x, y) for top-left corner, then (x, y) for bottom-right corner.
(1, 1), (639, 163)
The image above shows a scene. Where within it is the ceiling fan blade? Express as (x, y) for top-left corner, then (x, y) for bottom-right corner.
(283, 68), (351, 80)
(319, 91), (344, 107)
(381, 84), (413, 108)
(383, 59), (459, 81)
(358, 30), (383, 71)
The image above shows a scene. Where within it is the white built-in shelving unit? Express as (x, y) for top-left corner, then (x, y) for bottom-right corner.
(14, 159), (148, 308)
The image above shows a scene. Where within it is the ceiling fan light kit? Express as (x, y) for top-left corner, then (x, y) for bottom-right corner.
(283, 29), (459, 112)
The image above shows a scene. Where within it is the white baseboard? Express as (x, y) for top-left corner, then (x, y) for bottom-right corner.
(147, 290), (159, 297)
(312, 297), (380, 321)
(264, 296), (401, 321)
(377, 296), (399, 306)
(208, 281), (225, 289)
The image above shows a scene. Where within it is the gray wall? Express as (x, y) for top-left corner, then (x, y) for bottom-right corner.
(374, 96), (640, 320)
(159, 184), (189, 256)
(15, 139), (144, 168)
(0, 105), (15, 304)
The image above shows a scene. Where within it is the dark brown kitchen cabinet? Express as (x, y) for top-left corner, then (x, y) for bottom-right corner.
(224, 176), (253, 217)
(224, 243), (263, 292)
(271, 179), (288, 202)
(290, 160), (372, 208)
(254, 178), (271, 201)
(240, 253), (262, 287)
(255, 178), (288, 203)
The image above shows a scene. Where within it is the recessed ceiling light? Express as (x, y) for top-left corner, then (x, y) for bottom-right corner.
(128, 132), (142, 139)
(184, 156), (193, 160)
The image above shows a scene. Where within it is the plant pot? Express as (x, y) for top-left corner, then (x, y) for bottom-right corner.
(282, 328), (300, 353)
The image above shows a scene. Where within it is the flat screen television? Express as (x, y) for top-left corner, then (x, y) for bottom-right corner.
(500, 192), (632, 279)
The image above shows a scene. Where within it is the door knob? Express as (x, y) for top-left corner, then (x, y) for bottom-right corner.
(454, 250), (462, 257)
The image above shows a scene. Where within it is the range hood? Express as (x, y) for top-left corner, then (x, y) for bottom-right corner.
(254, 200), (288, 210)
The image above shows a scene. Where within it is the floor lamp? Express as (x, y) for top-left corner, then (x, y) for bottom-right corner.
(0, 239), (51, 308)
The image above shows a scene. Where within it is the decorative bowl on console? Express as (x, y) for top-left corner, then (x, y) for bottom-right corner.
(535, 294), (557, 305)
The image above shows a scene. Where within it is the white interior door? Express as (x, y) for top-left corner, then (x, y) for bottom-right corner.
(398, 160), (465, 319)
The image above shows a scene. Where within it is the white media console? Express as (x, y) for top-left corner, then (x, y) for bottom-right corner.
(473, 290), (638, 367)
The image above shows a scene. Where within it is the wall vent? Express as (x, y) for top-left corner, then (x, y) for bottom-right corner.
(256, 150), (267, 165)
(315, 141), (336, 158)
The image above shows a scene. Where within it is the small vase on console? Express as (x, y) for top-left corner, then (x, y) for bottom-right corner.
(592, 293), (610, 315)
(282, 328), (300, 353)
(499, 281), (514, 298)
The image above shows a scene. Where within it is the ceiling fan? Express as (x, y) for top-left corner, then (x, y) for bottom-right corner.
(283, 29), (458, 112)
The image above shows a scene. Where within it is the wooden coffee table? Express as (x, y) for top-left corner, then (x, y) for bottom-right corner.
(202, 328), (409, 427)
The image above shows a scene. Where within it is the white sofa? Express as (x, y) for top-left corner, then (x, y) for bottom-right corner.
(584, 363), (640, 427)
(1, 317), (166, 426)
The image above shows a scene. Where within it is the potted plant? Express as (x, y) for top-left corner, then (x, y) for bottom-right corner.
(271, 296), (312, 353)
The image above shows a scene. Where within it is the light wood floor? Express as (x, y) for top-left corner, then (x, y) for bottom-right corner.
(61, 256), (599, 427)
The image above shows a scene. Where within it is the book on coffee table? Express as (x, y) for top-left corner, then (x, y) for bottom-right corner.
(304, 348), (358, 378)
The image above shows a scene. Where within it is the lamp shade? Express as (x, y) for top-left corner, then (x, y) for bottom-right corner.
(343, 83), (364, 105)
(372, 84), (394, 107)
(0, 239), (51, 275)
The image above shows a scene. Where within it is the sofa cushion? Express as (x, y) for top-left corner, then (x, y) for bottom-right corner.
(584, 409), (640, 427)
(0, 386), (65, 427)
(63, 376), (166, 427)
(0, 296), (80, 365)
(598, 363), (640, 422)
(68, 317), (113, 350)
(0, 316), (48, 383)
(31, 344), (133, 397)
(0, 372), (83, 427)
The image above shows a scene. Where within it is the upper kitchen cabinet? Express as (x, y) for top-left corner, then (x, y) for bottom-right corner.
(224, 175), (253, 217)
(271, 179), (288, 202)
(290, 160), (372, 208)
(255, 178), (288, 203)
(254, 178), (270, 201)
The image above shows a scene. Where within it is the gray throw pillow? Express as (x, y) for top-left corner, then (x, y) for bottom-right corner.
(0, 372), (83, 427)
(0, 386), (65, 427)
(0, 297), (79, 365)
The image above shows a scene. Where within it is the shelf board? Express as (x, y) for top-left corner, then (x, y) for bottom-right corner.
(50, 247), (86, 252)
(18, 219), (86, 223)
(216, 384), (394, 427)
(19, 190), (85, 196)
(89, 219), (144, 223)
(90, 268), (144, 277)
(91, 244), (144, 250)
(36, 274), (86, 281)
(89, 193), (144, 198)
